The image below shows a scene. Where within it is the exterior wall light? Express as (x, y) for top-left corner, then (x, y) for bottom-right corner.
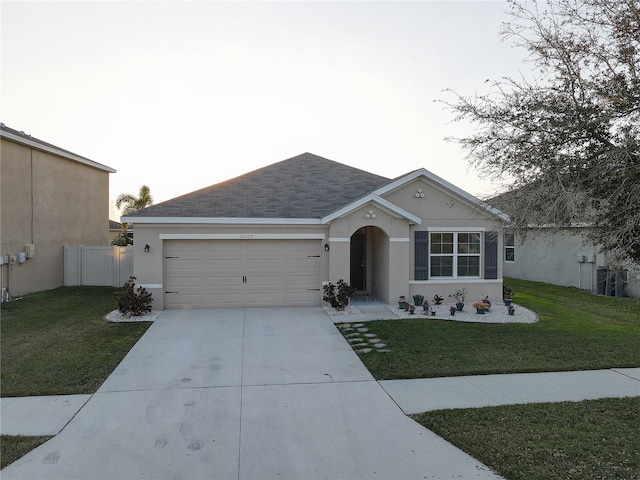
(144, 244), (150, 253)
(324, 243), (330, 251)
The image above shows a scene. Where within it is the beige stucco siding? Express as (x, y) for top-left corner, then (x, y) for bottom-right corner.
(384, 178), (494, 223)
(1, 138), (110, 295)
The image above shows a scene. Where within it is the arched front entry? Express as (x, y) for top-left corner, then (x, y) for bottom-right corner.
(349, 226), (390, 302)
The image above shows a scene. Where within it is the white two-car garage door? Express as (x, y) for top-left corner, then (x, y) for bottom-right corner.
(164, 239), (322, 308)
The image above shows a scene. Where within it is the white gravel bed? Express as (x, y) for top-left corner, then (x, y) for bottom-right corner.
(104, 310), (162, 323)
(322, 305), (362, 316)
(388, 302), (538, 324)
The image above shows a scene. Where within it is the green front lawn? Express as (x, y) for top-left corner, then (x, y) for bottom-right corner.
(416, 397), (640, 480)
(354, 278), (640, 379)
(1, 286), (151, 397)
(0, 436), (51, 469)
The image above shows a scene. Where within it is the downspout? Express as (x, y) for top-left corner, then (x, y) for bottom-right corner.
(31, 148), (34, 243)
(578, 261), (581, 290)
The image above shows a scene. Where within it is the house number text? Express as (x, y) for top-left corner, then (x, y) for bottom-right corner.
(239, 234), (254, 239)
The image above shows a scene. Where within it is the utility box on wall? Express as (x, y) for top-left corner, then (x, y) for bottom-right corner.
(25, 244), (35, 258)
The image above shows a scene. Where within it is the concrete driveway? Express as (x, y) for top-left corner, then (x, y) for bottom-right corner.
(2, 308), (500, 479)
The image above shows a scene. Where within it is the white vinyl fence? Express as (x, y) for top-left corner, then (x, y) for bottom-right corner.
(64, 246), (133, 287)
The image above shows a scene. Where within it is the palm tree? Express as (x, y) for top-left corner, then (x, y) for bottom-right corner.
(116, 185), (153, 215)
(114, 186), (153, 245)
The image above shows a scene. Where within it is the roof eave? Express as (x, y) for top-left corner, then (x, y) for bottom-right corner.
(0, 129), (116, 173)
(120, 216), (324, 225)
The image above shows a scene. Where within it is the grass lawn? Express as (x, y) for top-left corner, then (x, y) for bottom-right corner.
(354, 278), (640, 380)
(0, 436), (51, 469)
(415, 397), (640, 480)
(1, 286), (151, 396)
(1, 286), (152, 468)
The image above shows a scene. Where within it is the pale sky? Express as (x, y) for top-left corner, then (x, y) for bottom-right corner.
(1, 0), (532, 221)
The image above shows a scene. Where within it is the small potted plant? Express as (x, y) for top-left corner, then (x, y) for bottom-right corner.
(422, 298), (429, 311)
(503, 286), (514, 306)
(508, 304), (515, 315)
(450, 288), (468, 311)
(482, 296), (491, 310)
(430, 307), (436, 316)
(449, 305), (457, 316)
(408, 304), (416, 314)
(398, 296), (406, 309)
(413, 294), (425, 308)
(473, 301), (490, 314)
(433, 294), (444, 305)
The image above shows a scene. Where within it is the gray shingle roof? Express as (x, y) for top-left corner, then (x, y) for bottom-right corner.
(127, 153), (391, 219)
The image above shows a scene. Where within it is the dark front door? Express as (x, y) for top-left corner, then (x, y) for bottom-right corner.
(350, 232), (366, 291)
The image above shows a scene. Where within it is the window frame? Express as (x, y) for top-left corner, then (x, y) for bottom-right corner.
(427, 229), (483, 279)
(504, 232), (515, 263)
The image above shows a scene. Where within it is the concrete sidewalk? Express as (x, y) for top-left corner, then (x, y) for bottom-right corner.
(2, 307), (638, 479)
(381, 367), (640, 414)
(4, 369), (638, 436)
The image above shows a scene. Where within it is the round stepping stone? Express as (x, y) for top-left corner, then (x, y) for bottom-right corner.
(348, 337), (364, 343)
(363, 333), (376, 338)
(369, 338), (381, 343)
(352, 323), (364, 327)
(340, 324), (352, 329)
(377, 349), (391, 352)
(374, 343), (387, 348)
(357, 328), (369, 332)
(346, 332), (361, 338)
(356, 348), (372, 353)
(352, 343), (369, 348)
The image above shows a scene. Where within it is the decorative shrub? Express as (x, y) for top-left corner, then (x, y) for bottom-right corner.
(115, 276), (153, 316)
(450, 288), (468, 304)
(323, 279), (355, 311)
(433, 294), (444, 305)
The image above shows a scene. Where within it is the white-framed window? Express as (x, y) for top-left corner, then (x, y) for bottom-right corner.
(504, 233), (515, 262)
(430, 231), (481, 278)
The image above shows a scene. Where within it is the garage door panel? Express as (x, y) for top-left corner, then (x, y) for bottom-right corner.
(204, 292), (245, 307)
(208, 255), (244, 267)
(165, 293), (204, 307)
(164, 239), (321, 308)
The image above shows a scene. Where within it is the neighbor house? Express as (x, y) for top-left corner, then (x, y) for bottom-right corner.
(123, 153), (508, 309)
(502, 227), (639, 298)
(0, 124), (115, 297)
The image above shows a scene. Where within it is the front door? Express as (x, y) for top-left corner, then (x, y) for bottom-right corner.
(350, 232), (366, 291)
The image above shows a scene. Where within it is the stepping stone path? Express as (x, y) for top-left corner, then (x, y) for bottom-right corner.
(336, 323), (390, 354)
